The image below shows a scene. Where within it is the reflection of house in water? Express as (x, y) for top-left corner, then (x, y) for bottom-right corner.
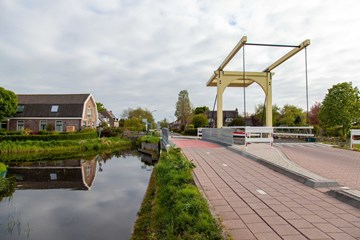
(7, 158), (97, 190)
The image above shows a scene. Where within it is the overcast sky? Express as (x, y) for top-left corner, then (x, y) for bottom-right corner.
(1, 0), (360, 121)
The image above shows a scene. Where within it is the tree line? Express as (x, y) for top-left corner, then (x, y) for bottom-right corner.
(1, 82), (359, 137)
(170, 82), (360, 138)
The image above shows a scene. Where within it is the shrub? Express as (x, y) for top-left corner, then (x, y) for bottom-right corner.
(100, 127), (123, 137)
(184, 128), (198, 136)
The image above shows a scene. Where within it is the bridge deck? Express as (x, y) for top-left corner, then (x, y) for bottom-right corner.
(171, 139), (360, 240)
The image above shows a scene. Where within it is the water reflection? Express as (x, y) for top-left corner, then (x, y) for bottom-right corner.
(0, 151), (153, 240)
(8, 158), (97, 190)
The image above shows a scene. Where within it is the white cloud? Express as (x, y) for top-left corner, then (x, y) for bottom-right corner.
(1, 0), (360, 121)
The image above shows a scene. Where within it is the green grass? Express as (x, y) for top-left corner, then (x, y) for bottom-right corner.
(0, 177), (16, 201)
(137, 135), (160, 145)
(131, 147), (224, 240)
(0, 137), (132, 161)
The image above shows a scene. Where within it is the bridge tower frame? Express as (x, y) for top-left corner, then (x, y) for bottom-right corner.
(207, 36), (310, 128)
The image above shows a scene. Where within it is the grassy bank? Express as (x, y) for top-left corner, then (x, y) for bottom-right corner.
(131, 147), (224, 240)
(0, 137), (132, 161)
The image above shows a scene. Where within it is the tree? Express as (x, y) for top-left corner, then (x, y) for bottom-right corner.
(319, 82), (360, 137)
(192, 114), (208, 128)
(124, 118), (143, 131)
(96, 102), (106, 112)
(121, 107), (156, 130)
(0, 87), (17, 122)
(309, 102), (321, 126)
(279, 104), (306, 126)
(160, 118), (170, 129)
(250, 103), (280, 126)
(194, 106), (209, 115)
(228, 116), (245, 126)
(175, 90), (192, 130)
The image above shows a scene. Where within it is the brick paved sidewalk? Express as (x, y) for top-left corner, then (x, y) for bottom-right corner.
(172, 139), (360, 240)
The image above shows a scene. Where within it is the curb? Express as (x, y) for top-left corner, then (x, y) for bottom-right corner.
(327, 189), (360, 209)
(227, 146), (340, 189)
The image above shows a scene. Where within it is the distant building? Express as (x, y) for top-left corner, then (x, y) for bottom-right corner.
(205, 108), (239, 127)
(98, 110), (119, 127)
(5, 94), (98, 132)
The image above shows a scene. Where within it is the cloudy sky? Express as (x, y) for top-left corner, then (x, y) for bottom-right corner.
(1, 0), (360, 121)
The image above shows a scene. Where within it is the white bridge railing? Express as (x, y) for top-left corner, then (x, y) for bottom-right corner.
(350, 129), (360, 150)
(273, 126), (314, 137)
(244, 127), (273, 146)
(202, 126), (314, 146)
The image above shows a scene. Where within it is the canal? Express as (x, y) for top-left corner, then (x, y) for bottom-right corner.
(0, 152), (153, 240)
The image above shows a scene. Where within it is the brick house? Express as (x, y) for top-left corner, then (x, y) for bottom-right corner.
(205, 109), (239, 127)
(98, 110), (119, 127)
(6, 94), (98, 132)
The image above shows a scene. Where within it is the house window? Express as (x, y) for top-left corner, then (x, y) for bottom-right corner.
(55, 121), (63, 132)
(83, 121), (87, 127)
(17, 105), (25, 113)
(39, 120), (47, 131)
(87, 106), (92, 119)
(17, 120), (25, 131)
(51, 105), (59, 112)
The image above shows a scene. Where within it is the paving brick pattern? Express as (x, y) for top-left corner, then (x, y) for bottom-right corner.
(172, 139), (360, 240)
(274, 143), (360, 190)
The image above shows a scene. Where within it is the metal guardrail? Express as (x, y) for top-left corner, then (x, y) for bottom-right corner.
(350, 129), (360, 150)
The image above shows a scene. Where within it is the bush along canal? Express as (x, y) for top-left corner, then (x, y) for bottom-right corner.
(0, 151), (153, 240)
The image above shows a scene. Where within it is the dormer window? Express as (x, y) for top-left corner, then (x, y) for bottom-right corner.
(51, 105), (59, 112)
(17, 105), (25, 113)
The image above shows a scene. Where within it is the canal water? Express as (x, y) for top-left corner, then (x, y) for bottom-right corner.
(0, 152), (153, 240)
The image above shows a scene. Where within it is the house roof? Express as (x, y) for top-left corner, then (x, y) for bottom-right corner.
(14, 94), (92, 118)
(100, 110), (117, 120)
(17, 94), (90, 104)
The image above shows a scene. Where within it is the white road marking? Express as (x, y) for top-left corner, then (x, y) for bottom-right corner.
(256, 190), (267, 195)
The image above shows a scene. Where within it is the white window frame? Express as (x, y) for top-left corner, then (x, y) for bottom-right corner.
(87, 106), (92, 119)
(17, 120), (25, 131)
(55, 120), (63, 132)
(83, 121), (87, 127)
(39, 120), (47, 131)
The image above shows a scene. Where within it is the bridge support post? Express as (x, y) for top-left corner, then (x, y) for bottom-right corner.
(265, 72), (272, 127)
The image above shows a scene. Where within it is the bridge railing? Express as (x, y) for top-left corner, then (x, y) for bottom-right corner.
(203, 126), (274, 146)
(350, 129), (360, 150)
(202, 128), (234, 145)
(273, 126), (314, 138)
(244, 127), (273, 146)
